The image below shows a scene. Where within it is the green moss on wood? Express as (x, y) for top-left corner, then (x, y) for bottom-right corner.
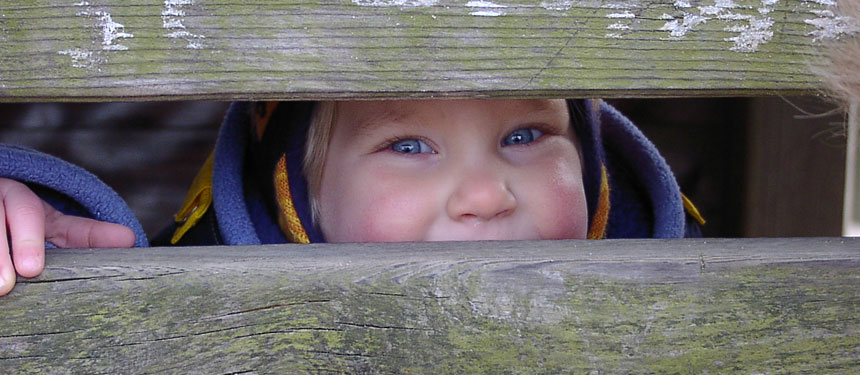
(2, 241), (859, 373)
(0, 0), (841, 101)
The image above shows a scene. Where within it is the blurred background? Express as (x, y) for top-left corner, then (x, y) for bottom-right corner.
(0, 97), (846, 238)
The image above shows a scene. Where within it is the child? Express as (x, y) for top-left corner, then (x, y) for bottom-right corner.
(0, 99), (703, 296)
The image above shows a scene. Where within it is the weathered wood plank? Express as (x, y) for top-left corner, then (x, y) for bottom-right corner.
(0, 0), (851, 101)
(1, 238), (858, 373)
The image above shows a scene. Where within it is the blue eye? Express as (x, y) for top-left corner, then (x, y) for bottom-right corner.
(502, 128), (543, 146)
(390, 139), (433, 154)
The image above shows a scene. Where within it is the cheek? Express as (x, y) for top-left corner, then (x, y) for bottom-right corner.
(546, 174), (588, 239)
(526, 158), (588, 240)
(320, 167), (439, 243)
(353, 189), (434, 242)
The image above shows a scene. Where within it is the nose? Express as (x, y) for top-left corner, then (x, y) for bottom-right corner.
(446, 172), (517, 222)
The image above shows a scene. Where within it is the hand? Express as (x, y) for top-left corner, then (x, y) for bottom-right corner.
(0, 178), (135, 296)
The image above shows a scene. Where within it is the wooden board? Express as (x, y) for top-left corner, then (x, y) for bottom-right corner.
(0, 0), (851, 101)
(1, 238), (859, 373)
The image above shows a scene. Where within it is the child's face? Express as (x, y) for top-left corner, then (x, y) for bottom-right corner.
(317, 99), (587, 242)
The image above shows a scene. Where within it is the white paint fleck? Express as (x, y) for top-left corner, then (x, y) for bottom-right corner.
(469, 11), (502, 16)
(659, 0), (780, 52)
(541, 0), (573, 11)
(352, 0), (438, 6)
(801, 0), (859, 42)
(700, 2), (736, 16)
(163, 18), (184, 29)
(725, 16), (774, 52)
(674, 0), (692, 8)
(660, 14), (708, 38)
(72, 7), (133, 50)
(715, 0), (780, 52)
(162, 6), (184, 16)
(162, 0), (205, 49)
(602, 4), (637, 38)
(467, 0), (507, 17)
(606, 22), (631, 30)
(58, 48), (95, 68)
(699, 6), (720, 15)
(607, 11), (635, 19)
(718, 12), (751, 20)
(60, 2), (135, 69)
(602, 3), (638, 10)
(95, 11), (133, 50)
(166, 31), (192, 38)
(660, 13), (674, 20)
(805, 15), (858, 41)
(466, 0), (506, 7)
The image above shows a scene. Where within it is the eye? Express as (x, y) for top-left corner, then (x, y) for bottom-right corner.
(390, 138), (434, 154)
(502, 128), (544, 146)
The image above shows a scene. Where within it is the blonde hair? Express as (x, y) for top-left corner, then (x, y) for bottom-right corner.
(817, 2), (860, 107)
(303, 102), (337, 224)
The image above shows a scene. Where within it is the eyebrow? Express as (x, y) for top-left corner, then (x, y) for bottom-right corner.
(345, 104), (420, 137)
(510, 100), (567, 119)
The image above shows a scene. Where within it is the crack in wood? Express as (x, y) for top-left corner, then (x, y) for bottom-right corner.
(524, 35), (574, 89)
(0, 329), (83, 339)
(210, 299), (332, 319)
(0, 354), (47, 360)
(16, 275), (123, 284)
(233, 327), (344, 340)
(306, 349), (379, 359)
(114, 324), (262, 347)
(116, 270), (187, 281)
(17, 270), (187, 284)
(335, 321), (435, 332)
(362, 291), (450, 300)
(706, 257), (860, 265)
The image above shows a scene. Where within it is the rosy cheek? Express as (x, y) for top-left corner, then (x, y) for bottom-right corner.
(536, 161), (588, 240)
(547, 179), (588, 239)
(351, 187), (436, 242)
(325, 163), (439, 243)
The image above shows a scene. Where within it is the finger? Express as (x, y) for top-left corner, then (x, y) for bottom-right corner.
(0, 193), (17, 296)
(2, 181), (46, 278)
(0, 236), (15, 297)
(45, 209), (135, 249)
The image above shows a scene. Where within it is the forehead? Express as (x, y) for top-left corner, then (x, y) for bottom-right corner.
(334, 99), (568, 132)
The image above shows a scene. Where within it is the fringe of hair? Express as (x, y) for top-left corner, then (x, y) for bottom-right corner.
(303, 102), (336, 225)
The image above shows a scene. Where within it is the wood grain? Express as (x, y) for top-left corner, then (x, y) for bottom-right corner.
(0, 0), (848, 101)
(1, 238), (858, 373)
